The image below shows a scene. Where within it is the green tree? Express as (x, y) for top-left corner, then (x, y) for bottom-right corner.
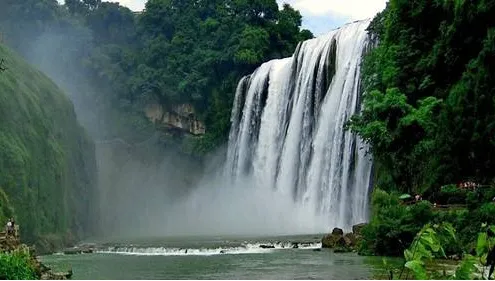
(134, 0), (313, 152)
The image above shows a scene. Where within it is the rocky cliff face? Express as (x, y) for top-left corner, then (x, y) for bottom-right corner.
(145, 103), (206, 135)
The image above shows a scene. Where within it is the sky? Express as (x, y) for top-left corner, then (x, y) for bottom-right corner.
(58, 0), (388, 35)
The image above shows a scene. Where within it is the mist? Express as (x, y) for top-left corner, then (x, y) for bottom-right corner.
(10, 6), (331, 241)
(110, 149), (329, 238)
(94, 140), (328, 239)
(24, 33), (319, 239)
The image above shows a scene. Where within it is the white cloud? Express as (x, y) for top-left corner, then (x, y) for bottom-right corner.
(57, 0), (146, 11)
(113, 0), (146, 11)
(279, 0), (387, 20)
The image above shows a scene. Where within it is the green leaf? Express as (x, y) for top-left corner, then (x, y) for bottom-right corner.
(454, 255), (476, 280)
(405, 260), (428, 280)
(443, 223), (457, 241)
(489, 225), (495, 235)
(477, 232), (488, 257)
(404, 249), (414, 261)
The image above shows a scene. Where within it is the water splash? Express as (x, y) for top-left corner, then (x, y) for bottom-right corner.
(96, 242), (322, 256)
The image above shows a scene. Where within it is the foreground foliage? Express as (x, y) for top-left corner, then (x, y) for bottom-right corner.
(360, 188), (495, 257)
(359, 189), (436, 256)
(0, 249), (38, 280)
(386, 223), (495, 280)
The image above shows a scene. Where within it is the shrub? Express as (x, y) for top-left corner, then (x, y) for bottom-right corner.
(359, 189), (434, 256)
(0, 248), (38, 280)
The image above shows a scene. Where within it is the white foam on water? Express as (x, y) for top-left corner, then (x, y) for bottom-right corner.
(96, 242), (322, 257)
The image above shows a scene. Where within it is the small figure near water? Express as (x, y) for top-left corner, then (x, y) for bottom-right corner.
(4, 218), (17, 237)
(414, 194), (422, 202)
(5, 218), (13, 236)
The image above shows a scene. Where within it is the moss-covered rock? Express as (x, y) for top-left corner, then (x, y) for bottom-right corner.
(0, 43), (97, 250)
(322, 226), (365, 252)
(352, 223), (367, 236)
(322, 228), (347, 248)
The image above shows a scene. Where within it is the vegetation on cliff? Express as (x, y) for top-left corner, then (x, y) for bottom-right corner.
(347, 0), (495, 260)
(349, 0), (495, 193)
(0, 43), (97, 252)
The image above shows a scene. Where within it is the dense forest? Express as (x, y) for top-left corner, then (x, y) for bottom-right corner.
(0, 0), (312, 154)
(350, 0), (495, 194)
(349, 0), (495, 258)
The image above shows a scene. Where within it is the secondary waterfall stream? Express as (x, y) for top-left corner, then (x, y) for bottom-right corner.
(225, 19), (373, 231)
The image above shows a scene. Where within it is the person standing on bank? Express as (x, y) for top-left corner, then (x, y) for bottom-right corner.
(5, 219), (12, 235)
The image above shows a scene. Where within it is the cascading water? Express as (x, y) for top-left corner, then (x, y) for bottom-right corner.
(225, 20), (373, 231)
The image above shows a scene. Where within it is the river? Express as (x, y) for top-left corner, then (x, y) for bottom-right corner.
(39, 234), (389, 279)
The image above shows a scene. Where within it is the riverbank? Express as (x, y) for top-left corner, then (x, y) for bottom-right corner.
(0, 230), (72, 279)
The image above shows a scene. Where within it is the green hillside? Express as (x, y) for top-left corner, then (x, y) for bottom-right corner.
(0, 43), (97, 252)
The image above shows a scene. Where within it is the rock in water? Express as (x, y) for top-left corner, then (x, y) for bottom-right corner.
(41, 269), (72, 280)
(322, 231), (346, 249)
(322, 228), (359, 251)
(332, 228), (344, 236)
(344, 233), (357, 247)
(352, 223), (368, 236)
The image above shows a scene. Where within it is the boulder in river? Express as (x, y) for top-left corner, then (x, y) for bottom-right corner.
(344, 233), (357, 247)
(352, 223), (368, 236)
(260, 245), (275, 249)
(332, 228), (344, 236)
(63, 244), (95, 255)
(322, 227), (361, 252)
(41, 269), (72, 280)
(322, 229), (347, 249)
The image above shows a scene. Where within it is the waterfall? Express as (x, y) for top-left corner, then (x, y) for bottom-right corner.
(225, 20), (373, 231)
